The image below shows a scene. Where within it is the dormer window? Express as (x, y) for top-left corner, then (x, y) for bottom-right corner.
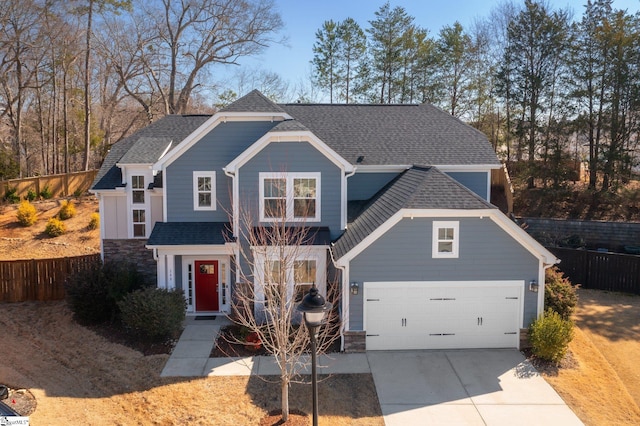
(259, 172), (320, 222)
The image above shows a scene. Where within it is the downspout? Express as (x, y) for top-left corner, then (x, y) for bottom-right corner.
(332, 167), (356, 352)
(329, 245), (347, 352)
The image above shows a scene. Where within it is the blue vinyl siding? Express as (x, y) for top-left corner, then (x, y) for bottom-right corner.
(348, 172), (399, 200)
(165, 121), (278, 221)
(445, 171), (489, 200)
(238, 141), (343, 238)
(346, 217), (539, 330)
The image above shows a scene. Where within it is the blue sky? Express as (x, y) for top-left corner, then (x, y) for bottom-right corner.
(236, 0), (640, 88)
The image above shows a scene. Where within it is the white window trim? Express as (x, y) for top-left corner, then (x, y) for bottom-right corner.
(193, 171), (217, 211)
(432, 221), (459, 259)
(253, 246), (327, 305)
(259, 172), (321, 222)
(127, 172), (150, 239)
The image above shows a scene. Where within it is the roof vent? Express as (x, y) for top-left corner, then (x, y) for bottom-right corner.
(356, 155), (365, 163)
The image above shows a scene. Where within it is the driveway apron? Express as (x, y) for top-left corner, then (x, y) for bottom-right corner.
(366, 349), (584, 426)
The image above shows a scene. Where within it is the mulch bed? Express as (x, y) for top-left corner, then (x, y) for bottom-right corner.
(211, 325), (269, 357)
(259, 409), (309, 426)
(1, 386), (37, 416)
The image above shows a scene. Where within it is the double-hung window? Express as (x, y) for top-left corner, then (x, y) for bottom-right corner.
(432, 221), (459, 258)
(131, 175), (146, 238)
(259, 172), (320, 222)
(132, 175), (145, 204)
(255, 247), (326, 308)
(193, 171), (216, 211)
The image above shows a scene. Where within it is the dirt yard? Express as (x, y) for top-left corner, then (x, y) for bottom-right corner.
(0, 197), (100, 260)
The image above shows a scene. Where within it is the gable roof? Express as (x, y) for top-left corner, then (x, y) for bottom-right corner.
(279, 103), (500, 167)
(91, 115), (211, 190)
(332, 167), (496, 260)
(220, 89), (287, 113)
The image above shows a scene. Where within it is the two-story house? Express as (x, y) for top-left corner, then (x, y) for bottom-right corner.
(91, 90), (557, 352)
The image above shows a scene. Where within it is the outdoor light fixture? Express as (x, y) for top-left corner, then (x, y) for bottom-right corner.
(350, 282), (359, 295)
(529, 280), (539, 293)
(297, 285), (332, 426)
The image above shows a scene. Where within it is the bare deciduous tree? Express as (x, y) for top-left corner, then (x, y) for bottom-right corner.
(226, 188), (340, 423)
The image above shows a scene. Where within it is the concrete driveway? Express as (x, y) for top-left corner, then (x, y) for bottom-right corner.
(367, 349), (584, 426)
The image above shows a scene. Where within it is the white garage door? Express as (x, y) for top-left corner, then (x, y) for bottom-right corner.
(365, 281), (523, 350)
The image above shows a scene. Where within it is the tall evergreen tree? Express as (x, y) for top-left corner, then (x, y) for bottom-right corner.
(335, 18), (366, 104)
(499, 0), (571, 188)
(436, 21), (473, 117)
(311, 20), (340, 103)
(367, 2), (414, 103)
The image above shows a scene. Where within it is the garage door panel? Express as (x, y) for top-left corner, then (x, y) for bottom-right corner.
(365, 281), (522, 350)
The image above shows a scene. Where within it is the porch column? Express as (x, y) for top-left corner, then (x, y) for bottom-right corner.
(157, 254), (167, 289)
(167, 254), (176, 289)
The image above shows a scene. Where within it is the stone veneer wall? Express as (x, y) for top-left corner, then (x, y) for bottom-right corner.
(522, 217), (640, 252)
(343, 331), (366, 353)
(103, 239), (156, 285)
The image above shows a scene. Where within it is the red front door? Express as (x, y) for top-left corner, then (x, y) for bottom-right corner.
(195, 260), (219, 311)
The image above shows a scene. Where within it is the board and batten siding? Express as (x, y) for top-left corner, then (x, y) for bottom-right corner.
(445, 171), (489, 200)
(347, 216), (539, 330)
(348, 172), (399, 201)
(165, 121), (279, 222)
(102, 194), (128, 239)
(238, 141), (343, 238)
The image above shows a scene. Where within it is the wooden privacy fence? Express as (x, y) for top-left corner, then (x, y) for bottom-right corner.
(0, 254), (101, 302)
(550, 247), (640, 295)
(1, 170), (98, 200)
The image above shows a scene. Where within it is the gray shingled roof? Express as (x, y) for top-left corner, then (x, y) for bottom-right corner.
(147, 222), (232, 246)
(118, 137), (172, 164)
(332, 167), (496, 259)
(92, 115), (210, 190)
(219, 89), (287, 113)
(280, 103), (499, 166)
(251, 226), (332, 246)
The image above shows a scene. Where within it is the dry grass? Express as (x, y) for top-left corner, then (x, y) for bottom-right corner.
(0, 301), (382, 425)
(541, 289), (640, 425)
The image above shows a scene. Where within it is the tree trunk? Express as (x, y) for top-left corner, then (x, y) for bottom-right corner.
(83, 0), (94, 171)
(281, 376), (289, 422)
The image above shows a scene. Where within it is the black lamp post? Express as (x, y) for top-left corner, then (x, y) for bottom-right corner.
(296, 285), (332, 426)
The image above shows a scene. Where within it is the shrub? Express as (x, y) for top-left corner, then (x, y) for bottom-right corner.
(88, 212), (100, 230)
(39, 185), (53, 199)
(118, 288), (186, 341)
(45, 217), (66, 236)
(529, 309), (574, 364)
(65, 261), (147, 324)
(3, 186), (20, 204)
(16, 200), (37, 226)
(65, 261), (111, 324)
(25, 188), (37, 202)
(103, 261), (147, 304)
(545, 267), (578, 320)
(58, 200), (76, 220)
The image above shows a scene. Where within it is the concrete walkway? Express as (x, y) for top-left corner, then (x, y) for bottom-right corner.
(162, 320), (584, 425)
(161, 317), (370, 377)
